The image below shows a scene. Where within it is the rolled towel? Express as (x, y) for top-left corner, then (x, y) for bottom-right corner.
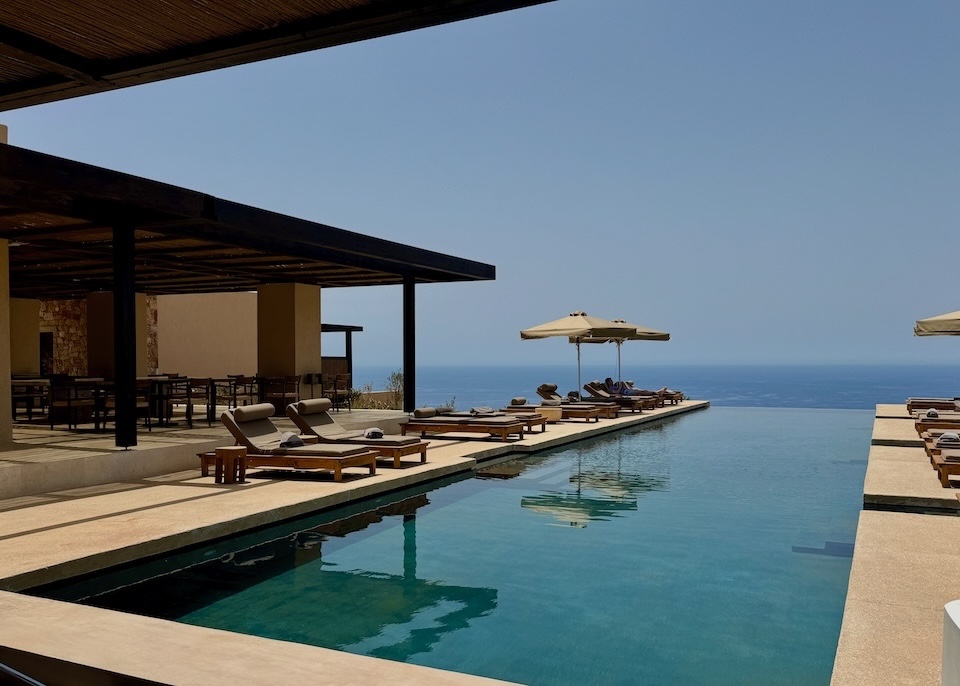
(927, 408), (940, 418)
(363, 427), (384, 439)
(279, 432), (304, 448)
(511, 397), (527, 406)
(413, 407), (436, 418)
(937, 432), (960, 447)
(435, 406), (454, 415)
(470, 406), (496, 415)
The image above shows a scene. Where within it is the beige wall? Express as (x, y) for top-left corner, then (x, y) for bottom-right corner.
(257, 284), (321, 394)
(157, 292), (257, 377)
(9, 298), (39, 375)
(87, 292), (149, 378)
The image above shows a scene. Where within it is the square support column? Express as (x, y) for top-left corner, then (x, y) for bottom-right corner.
(9, 298), (39, 375)
(257, 283), (321, 399)
(403, 276), (415, 413)
(0, 239), (12, 441)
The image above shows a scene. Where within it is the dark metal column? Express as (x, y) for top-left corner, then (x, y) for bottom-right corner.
(113, 225), (137, 448)
(345, 331), (353, 379)
(402, 276), (415, 413)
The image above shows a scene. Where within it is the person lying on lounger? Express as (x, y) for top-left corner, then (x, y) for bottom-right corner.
(605, 377), (643, 395)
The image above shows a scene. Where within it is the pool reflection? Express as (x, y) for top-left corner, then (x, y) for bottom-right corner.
(43, 493), (498, 661)
(480, 430), (670, 527)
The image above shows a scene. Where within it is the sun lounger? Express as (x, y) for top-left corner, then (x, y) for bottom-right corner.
(933, 449), (960, 487)
(220, 403), (378, 481)
(535, 383), (621, 416)
(501, 398), (607, 421)
(922, 430), (960, 459)
(914, 414), (960, 435)
(401, 408), (525, 441)
(285, 398), (428, 468)
(445, 409), (549, 433)
(906, 397), (960, 414)
(625, 382), (684, 404)
(582, 382), (658, 411)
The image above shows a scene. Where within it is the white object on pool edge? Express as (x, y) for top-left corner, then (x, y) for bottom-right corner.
(942, 600), (960, 686)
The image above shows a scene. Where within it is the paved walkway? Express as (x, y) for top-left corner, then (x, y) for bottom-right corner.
(832, 405), (960, 685)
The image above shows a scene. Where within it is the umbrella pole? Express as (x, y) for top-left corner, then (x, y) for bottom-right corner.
(617, 340), (622, 382)
(576, 339), (582, 398)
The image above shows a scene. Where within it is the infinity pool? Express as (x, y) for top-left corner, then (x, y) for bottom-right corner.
(38, 407), (871, 685)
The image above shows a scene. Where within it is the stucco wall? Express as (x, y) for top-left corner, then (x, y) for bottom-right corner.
(10, 298), (39, 375)
(157, 292), (258, 377)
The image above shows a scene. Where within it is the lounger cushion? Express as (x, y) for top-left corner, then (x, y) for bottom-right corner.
(296, 398), (332, 415)
(436, 406), (454, 415)
(538, 383), (558, 393)
(511, 397), (526, 405)
(541, 399), (562, 406)
(270, 443), (369, 456)
(234, 403), (275, 422)
(414, 407), (436, 418)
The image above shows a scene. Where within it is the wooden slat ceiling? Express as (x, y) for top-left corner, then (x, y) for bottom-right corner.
(0, 0), (554, 111)
(0, 144), (495, 299)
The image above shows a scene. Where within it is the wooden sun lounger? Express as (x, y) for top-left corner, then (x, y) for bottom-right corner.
(219, 403), (381, 481)
(535, 383), (621, 417)
(906, 397), (960, 414)
(914, 416), (960, 435)
(401, 416), (526, 441)
(286, 398), (430, 468)
(582, 383), (657, 412)
(933, 449), (960, 487)
(448, 411), (549, 433)
(499, 404), (606, 421)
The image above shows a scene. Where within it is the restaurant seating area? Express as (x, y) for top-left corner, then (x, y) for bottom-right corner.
(10, 373), (355, 433)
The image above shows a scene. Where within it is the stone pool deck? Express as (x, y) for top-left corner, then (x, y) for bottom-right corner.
(0, 400), (708, 685)
(832, 403), (960, 686)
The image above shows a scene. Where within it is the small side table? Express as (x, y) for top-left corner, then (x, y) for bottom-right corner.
(538, 406), (564, 423)
(214, 446), (247, 484)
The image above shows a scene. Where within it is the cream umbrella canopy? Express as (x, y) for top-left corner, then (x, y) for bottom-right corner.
(521, 311), (637, 394)
(573, 318), (670, 382)
(915, 310), (960, 336)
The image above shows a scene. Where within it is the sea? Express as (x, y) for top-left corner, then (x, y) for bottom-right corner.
(352, 364), (960, 411)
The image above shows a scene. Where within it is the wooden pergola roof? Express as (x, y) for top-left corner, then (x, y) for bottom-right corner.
(0, 143), (495, 299)
(0, 0), (554, 112)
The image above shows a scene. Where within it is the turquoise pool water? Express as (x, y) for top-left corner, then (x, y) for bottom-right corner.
(40, 407), (871, 685)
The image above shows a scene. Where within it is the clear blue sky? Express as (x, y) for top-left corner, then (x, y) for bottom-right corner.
(3, 0), (958, 367)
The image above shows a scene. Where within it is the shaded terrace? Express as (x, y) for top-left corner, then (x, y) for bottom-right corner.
(0, 141), (495, 446)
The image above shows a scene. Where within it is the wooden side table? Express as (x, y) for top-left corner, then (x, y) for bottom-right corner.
(199, 446), (247, 483)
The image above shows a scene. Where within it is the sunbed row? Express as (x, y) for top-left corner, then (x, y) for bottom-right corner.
(205, 382), (688, 482)
(907, 397), (960, 487)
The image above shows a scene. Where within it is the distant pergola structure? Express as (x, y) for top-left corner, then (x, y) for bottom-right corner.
(0, 0), (558, 446)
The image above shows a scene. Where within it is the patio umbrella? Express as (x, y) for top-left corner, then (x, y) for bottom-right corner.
(573, 318), (670, 381)
(521, 311), (637, 394)
(915, 310), (960, 336)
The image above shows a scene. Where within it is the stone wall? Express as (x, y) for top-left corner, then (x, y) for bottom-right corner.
(146, 295), (158, 374)
(38, 296), (159, 376)
(39, 299), (86, 376)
